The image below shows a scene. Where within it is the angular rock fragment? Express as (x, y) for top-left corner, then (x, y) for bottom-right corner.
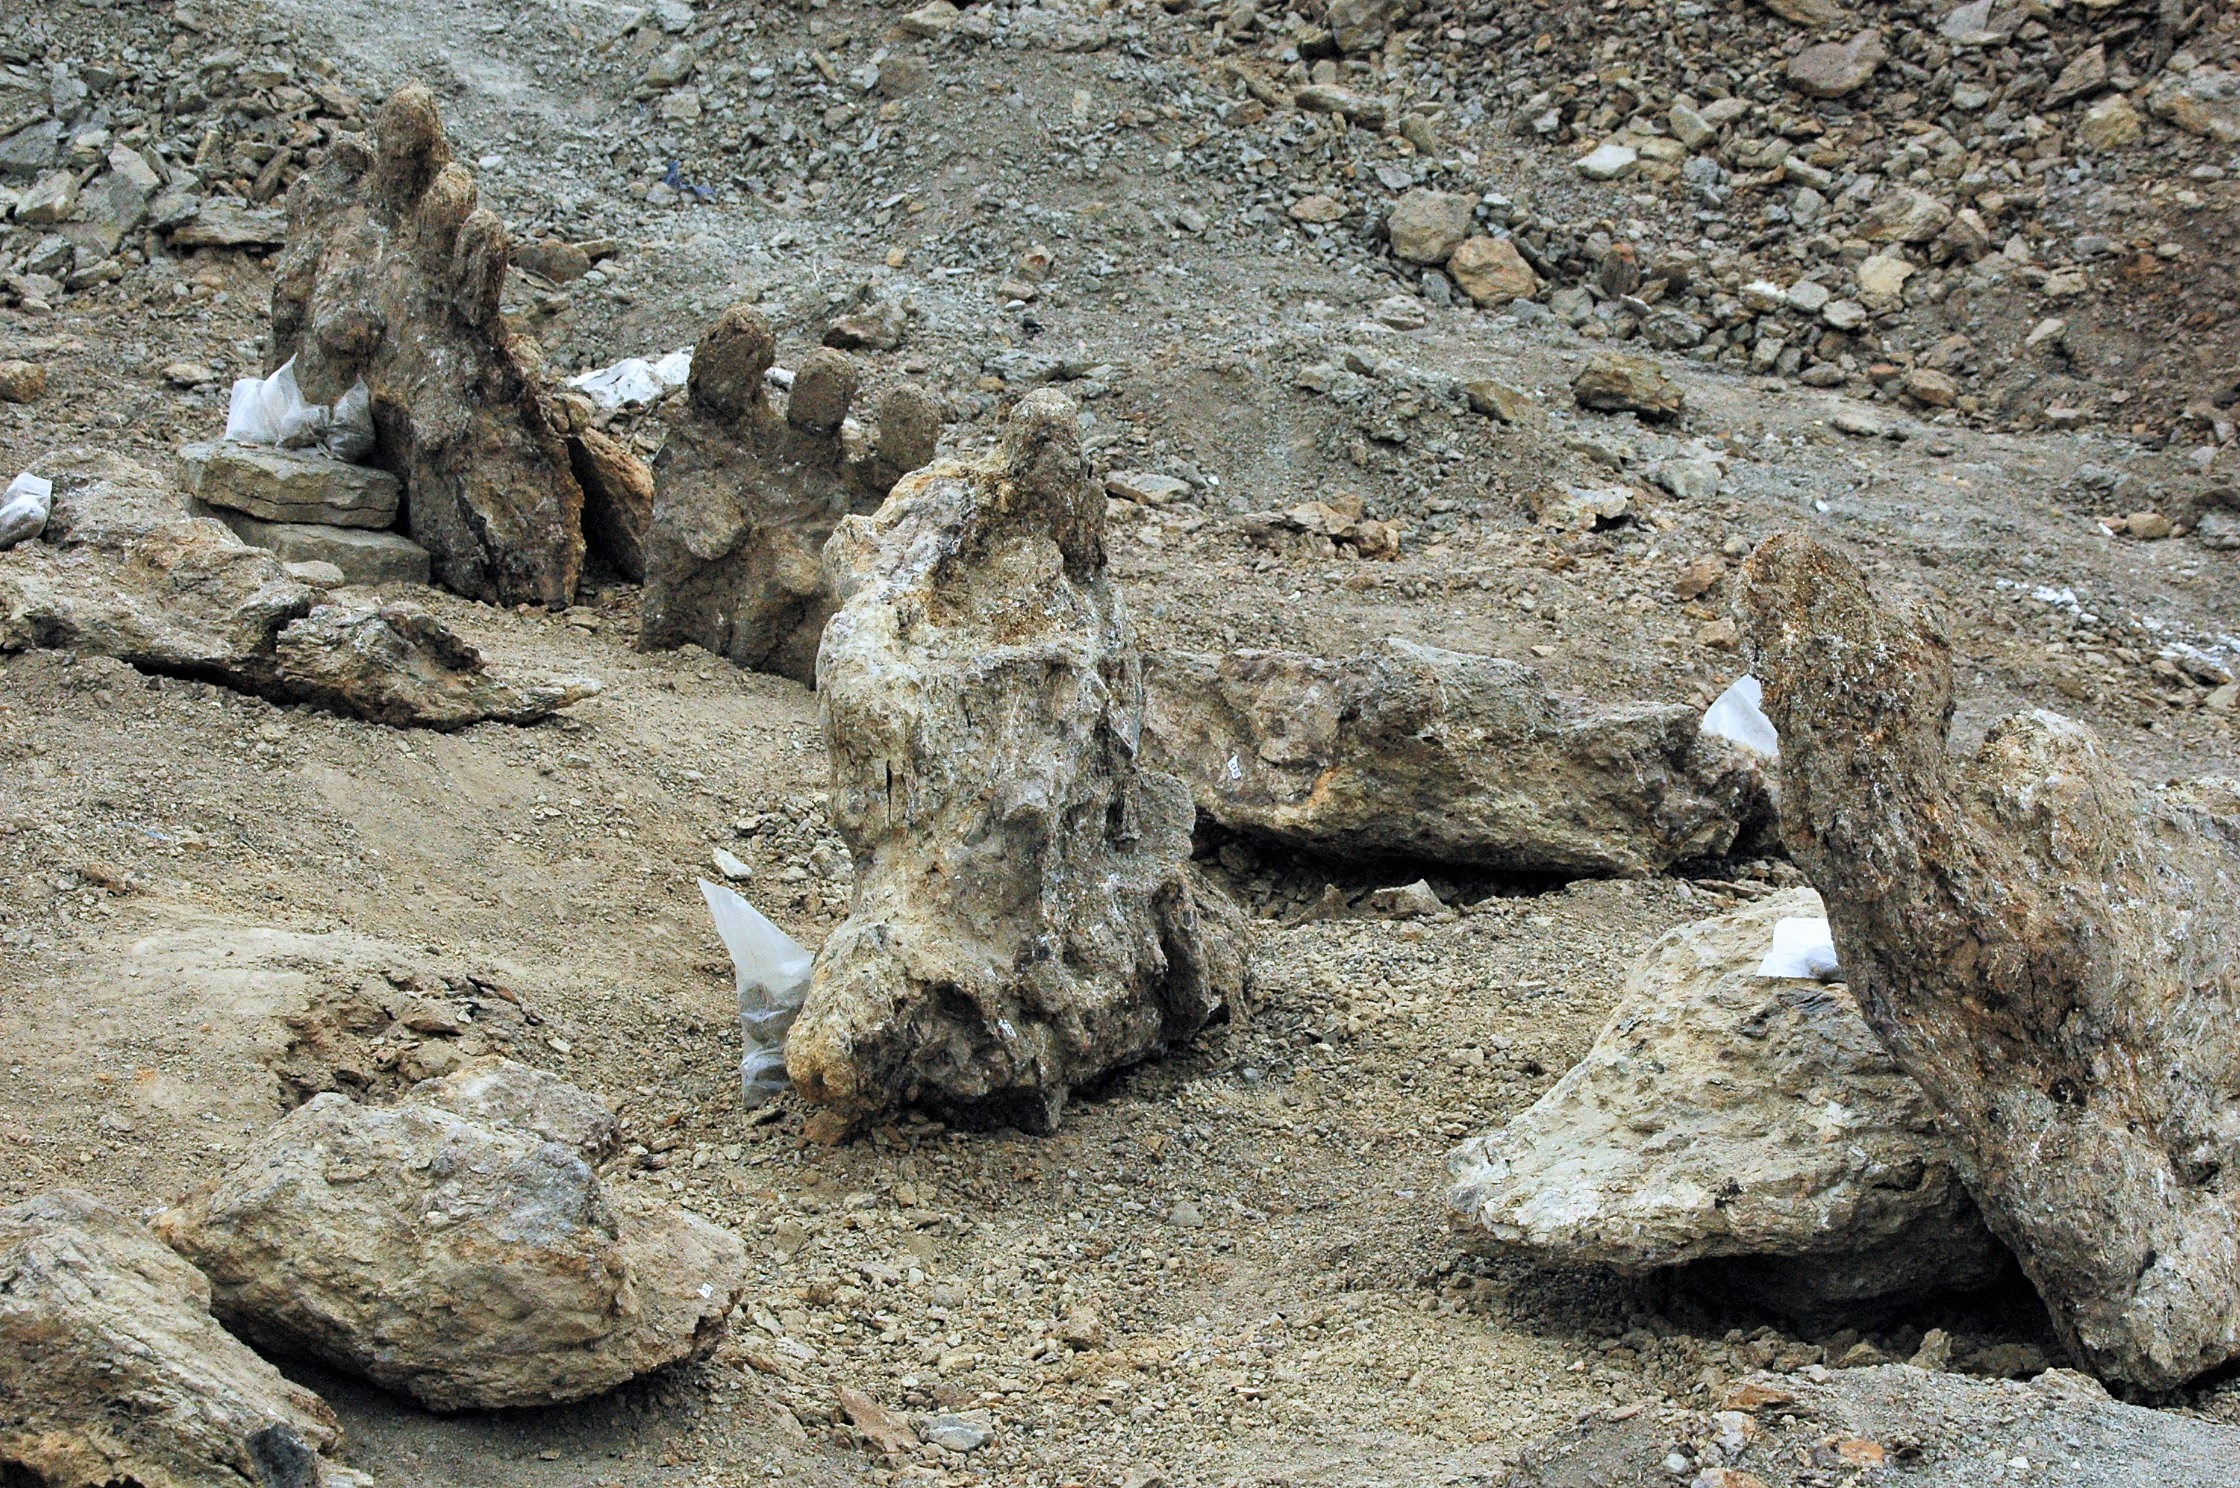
(270, 83), (586, 606)
(1143, 639), (1772, 875)
(0, 1189), (358, 1488)
(1785, 29), (1887, 99)
(788, 391), (1246, 1132)
(1572, 353), (1684, 422)
(1739, 532), (2240, 1390)
(1447, 889), (2004, 1313)
(0, 452), (593, 729)
(640, 303), (942, 683)
(159, 1082), (748, 1412)
(1501, 1365), (2240, 1488)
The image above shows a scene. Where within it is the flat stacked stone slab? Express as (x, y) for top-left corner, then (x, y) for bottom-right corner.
(205, 508), (432, 587)
(180, 441), (400, 528)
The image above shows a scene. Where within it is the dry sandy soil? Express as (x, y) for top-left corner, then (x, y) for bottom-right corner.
(3, 0), (2238, 1484)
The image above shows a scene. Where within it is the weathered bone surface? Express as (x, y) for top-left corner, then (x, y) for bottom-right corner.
(0, 1189), (360, 1488)
(270, 83), (585, 607)
(158, 1077), (748, 1412)
(786, 390), (1246, 1133)
(639, 303), (942, 683)
(1448, 887), (2005, 1314)
(1143, 640), (1774, 875)
(0, 455), (594, 730)
(1739, 531), (2240, 1390)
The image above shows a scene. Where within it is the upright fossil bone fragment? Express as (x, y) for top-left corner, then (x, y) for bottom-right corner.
(269, 83), (587, 606)
(640, 304), (942, 683)
(787, 390), (1247, 1132)
(1739, 531), (2240, 1389)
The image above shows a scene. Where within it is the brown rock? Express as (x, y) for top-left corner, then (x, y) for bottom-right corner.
(1142, 639), (1773, 876)
(159, 1084), (749, 1411)
(0, 360), (45, 403)
(270, 83), (586, 607)
(1572, 353), (1684, 422)
(1448, 236), (1541, 306)
(2, 451), (594, 730)
(566, 427), (653, 581)
(789, 391), (1246, 1132)
(1902, 367), (1960, 408)
(1785, 30), (1887, 99)
(1739, 532), (2240, 1389)
(1385, 188), (1475, 266)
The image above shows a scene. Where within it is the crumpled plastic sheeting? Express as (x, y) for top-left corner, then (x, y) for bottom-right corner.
(224, 356), (375, 461)
(1757, 916), (1841, 980)
(0, 473), (53, 549)
(1703, 673), (1780, 758)
(698, 878), (811, 1105)
(568, 348), (694, 410)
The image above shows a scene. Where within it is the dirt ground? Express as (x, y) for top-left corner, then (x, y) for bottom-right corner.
(4, 0), (2239, 1484)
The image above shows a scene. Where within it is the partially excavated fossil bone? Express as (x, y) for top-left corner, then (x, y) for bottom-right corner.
(785, 390), (1247, 1132)
(1739, 531), (2240, 1390)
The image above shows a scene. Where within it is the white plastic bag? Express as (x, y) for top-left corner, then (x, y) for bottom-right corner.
(325, 380), (375, 461)
(1702, 674), (1779, 759)
(224, 360), (374, 460)
(1756, 916), (1840, 980)
(224, 356), (328, 448)
(568, 346), (694, 410)
(698, 878), (812, 1105)
(0, 472), (54, 550)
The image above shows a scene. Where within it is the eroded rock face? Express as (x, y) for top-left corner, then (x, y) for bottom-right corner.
(269, 83), (585, 607)
(158, 1078), (748, 1412)
(639, 303), (942, 683)
(0, 1190), (356, 1488)
(0, 452), (594, 730)
(787, 390), (1245, 1133)
(1143, 639), (1772, 875)
(1739, 532), (2240, 1390)
(1448, 888), (2004, 1314)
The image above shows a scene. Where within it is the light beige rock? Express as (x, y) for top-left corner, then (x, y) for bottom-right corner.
(790, 391), (1247, 1134)
(1448, 889), (2005, 1313)
(1448, 236), (1541, 306)
(1572, 353), (1684, 422)
(0, 1190), (359, 1488)
(1385, 189), (1475, 266)
(2147, 67), (2240, 143)
(2077, 95), (2144, 151)
(159, 1086), (748, 1412)
(1142, 639), (1773, 876)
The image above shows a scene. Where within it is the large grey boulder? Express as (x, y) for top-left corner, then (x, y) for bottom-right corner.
(180, 441), (401, 529)
(1501, 1364), (2240, 1488)
(639, 303), (941, 683)
(0, 1189), (361, 1488)
(158, 1068), (747, 1412)
(1740, 532), (2240, 1390)
(1448, 889), (2005, 1314)
(787, 390), (1247, 1134)
(1143, 639), (1772, 875)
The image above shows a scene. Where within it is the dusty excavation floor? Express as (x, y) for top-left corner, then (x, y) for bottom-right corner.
(5, 0), (2240, 1484)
